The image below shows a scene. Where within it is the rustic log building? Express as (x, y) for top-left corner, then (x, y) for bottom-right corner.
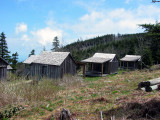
(81, 53), (119, 77)
(23, 51), (76, 80)
(0, 57), (9, 81)
(120, 55), (141, 70)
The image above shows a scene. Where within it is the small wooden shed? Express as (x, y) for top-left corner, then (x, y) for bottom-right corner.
(7, 65), (13, 71)
(120, 55), (141, 70)
(0, 57), (9, 81)
(23, 51), (76, 80)
(81, 53), (119, 77)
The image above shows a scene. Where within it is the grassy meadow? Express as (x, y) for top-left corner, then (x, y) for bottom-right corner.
(1, 66), (160, 120)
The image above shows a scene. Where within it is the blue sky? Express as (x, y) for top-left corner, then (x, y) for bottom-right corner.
(0, 0), (160, 61)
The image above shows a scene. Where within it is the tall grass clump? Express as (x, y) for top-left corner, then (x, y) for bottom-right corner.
(0, 81), (23, 108)
(58, 74), (82, 88)
(14, 78), (60, 103)
(0, 74), (82, 108)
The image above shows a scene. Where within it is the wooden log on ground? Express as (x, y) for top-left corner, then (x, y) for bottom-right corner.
(138, 78), (160, 88)
(141, 84), (160, 92)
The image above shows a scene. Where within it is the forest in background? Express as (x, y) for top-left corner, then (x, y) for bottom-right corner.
(60, 23), (160, 67)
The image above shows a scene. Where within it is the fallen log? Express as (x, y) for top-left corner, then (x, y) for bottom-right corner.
(141, 84), (160, 92)
(138, 78), (160, 89)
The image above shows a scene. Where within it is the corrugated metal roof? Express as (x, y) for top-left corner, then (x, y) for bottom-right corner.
(23, 51), (70, 66)
(23, 55), (38, 64)
(81, 53), (116, 63)
(120, 55), (141, 62)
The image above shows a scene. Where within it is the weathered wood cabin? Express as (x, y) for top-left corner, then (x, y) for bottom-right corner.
(23, 51), (76, 80)
(0, 57), (9, 81)
(120, 55), (141, 70)
(7, 65), (13, 71)
(81, 53), (119, 77)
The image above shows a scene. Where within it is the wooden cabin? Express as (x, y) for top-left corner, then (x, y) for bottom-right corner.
(81, 53), (119, 77)
(120, 55), (141, 70)
(0, 57), (9, 81)
(7, 65), (13, 71)
(23, 51), (76, 80)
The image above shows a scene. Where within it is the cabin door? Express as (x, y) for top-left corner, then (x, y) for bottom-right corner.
(42, 66), (47, 77)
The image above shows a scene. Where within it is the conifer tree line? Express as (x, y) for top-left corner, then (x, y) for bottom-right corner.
(0, 32), (18, 71)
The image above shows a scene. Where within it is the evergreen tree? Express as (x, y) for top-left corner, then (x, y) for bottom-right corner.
(0, 32), (10, 62)
(29, 49), (35, 57)
(140, 23), (160, 63)
(142, 48), (153, 67)
(51, 36), (59, 52)
(11, 52), (18, 70)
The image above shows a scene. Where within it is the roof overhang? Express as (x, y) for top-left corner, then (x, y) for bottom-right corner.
(81, 57), (111, 64)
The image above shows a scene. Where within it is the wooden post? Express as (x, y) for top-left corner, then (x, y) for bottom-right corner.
(120, 61), (121, 69)
(134, 61), (135, 70)
(83, 64), (86, 77)
(92, 63), (93, 72)
(101, 63), (103, 76)
(127, 62), (128, 70)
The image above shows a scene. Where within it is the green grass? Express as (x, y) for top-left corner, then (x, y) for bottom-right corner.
(84, 77), (101, 82)
(1, 68), (160, 120)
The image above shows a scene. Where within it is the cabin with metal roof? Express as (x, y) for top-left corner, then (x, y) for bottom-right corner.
(120, 55), (142, 70)
(0, 57), (9, 81)
(81, 53), (119, 77)
(23, 51), (76, 80)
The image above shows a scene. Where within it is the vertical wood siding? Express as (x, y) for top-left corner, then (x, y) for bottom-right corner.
(29, 55), (76, 80)
(0, 59), (8, 81)
(110, 57), (119, 74)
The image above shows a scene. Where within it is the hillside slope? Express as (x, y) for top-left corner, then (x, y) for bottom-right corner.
(61, 33), (154, 66)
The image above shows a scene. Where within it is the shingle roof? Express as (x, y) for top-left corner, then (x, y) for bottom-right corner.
(81, 53), (116, 63)
(120, 55), (141, 62)
(23, 55), (38, 64)
(23, 51), (70, 66)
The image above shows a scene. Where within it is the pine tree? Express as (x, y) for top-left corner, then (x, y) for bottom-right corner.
(11, 52), (18, 70)
(51, 36), (59, 52)
(140, 23), (160, 63)
(29, 49), (35, 57)
(0, 32), (10, 62)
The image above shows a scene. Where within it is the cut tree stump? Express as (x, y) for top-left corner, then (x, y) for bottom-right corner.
(60, 108), (71, 120)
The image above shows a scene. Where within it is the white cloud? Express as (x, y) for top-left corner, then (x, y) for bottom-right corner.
(70, 5), (159, 39)
(15, 23), (27, 34)
(31, 27), (62, 46)
(21, 34), (30, 41)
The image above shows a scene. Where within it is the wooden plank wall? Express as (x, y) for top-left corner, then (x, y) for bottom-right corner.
(0, 59), (7, 81)
(60, 55), (76, 78)
(30, 63), (61, 80)
(110, 57), (119, 74)
(29, 55), (76, 80)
